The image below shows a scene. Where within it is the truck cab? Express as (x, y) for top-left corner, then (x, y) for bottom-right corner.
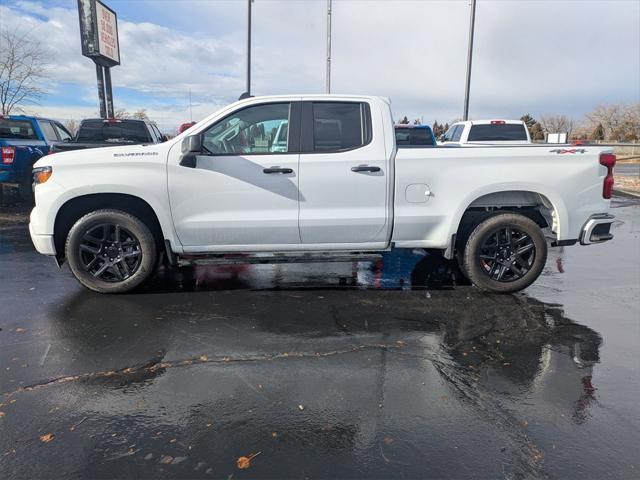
(439, 119), (531, 145)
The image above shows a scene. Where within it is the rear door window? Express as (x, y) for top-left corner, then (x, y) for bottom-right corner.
(0, 119), (37, 139)
(395, 128), (435, 147)
(467, 124), (528, 141)
(451, 125), (463, 142)
(310, 102), (371, 152)
(39, 121), (59, 142)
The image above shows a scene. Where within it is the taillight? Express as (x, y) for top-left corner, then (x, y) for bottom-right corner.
(490, 120), (506, 124)
(1, 146), (15, 164)
(600, 153), (616, 199)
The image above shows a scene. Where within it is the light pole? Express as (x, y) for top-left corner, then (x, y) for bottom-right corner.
(246, 0), (252, 96)
(463, 0), (477, 121)
(326, 0), (332, 94)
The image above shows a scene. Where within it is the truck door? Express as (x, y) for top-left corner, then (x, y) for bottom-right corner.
(298, 101), (389, 246)
(168, 101), (302, 250)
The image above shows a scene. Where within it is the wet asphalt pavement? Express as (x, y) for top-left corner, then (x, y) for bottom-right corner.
(1, 197), (639, 479)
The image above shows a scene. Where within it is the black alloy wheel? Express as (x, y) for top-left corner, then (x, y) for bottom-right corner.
(78, 223), (142, 282)
(477, 226), (536, 282)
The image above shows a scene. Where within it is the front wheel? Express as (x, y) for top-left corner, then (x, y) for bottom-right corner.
(462, 213), (547, 293)
(65, 209), (157, 293)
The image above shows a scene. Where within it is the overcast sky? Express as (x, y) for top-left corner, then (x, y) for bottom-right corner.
(2, 0), (639, 132)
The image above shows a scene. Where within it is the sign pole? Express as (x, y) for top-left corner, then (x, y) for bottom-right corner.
(246, 0), (252, 96)
(104, 66), (114, 118)
(95, 63), (107, 119)
(463, 0), (477, 121)
(326, 0), (332, 94)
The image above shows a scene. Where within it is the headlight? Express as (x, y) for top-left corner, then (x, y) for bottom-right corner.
(33, 166), (53, 185)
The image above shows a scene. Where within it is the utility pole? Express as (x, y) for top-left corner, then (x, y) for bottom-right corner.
(326, 0), (332, 94)
(246, 0), (252, 96)
(463, 0), (477, 121)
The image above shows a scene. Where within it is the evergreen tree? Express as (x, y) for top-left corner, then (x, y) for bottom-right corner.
(399, 116), (410, 124)
(592, 123), (605, 141)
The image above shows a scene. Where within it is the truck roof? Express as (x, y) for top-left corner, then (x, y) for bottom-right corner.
(0, 114), (62, 123)
(452, 119), (525, 126)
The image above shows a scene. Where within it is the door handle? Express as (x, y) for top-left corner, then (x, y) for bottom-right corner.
(263, 167), (293, 174)
(351, 165), (381, 173)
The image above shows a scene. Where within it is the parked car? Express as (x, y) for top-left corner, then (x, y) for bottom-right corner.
(178, 122), (196, 134)
(30, 95), (615, 294)
(0, 115), (72, 201)
(439, 119), (531, 145)
(49, 118), (166, 153)
(394, 124), (436, 147)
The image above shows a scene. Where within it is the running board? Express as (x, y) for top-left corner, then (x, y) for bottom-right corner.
(178, 252), (384, 267)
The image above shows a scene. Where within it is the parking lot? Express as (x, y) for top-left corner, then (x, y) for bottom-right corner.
(0, 196), (638, 479)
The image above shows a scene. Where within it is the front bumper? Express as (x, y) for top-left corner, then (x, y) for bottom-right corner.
(29, 221), (56, 255)
(580, 214), (615, 245)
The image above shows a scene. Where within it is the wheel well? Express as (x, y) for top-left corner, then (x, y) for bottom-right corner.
(455, 191), (555, 252)
(54, 193), (164, 262)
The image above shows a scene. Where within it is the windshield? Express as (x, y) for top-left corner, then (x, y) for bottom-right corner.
(76, 120), (152, 143)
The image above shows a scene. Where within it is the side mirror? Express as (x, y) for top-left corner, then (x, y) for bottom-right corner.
(160, 134), (169, 142)
(439, 135), (445, 142)
(180, 134), (202, 168)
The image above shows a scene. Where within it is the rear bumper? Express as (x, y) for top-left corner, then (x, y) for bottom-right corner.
(29, 221), (56, 255)
(580, 214), (615, 245)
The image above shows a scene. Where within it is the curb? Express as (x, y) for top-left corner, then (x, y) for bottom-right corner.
(613, 188), (640, 199)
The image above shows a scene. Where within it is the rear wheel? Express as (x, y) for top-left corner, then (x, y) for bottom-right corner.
(65, 209), (157, 293)
(462, 213), (547, 293)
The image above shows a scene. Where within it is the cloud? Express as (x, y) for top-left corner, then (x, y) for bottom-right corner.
(2, 0), (639, 131)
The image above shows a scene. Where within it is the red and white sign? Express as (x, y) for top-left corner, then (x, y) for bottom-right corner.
(96, 1), (119, 64)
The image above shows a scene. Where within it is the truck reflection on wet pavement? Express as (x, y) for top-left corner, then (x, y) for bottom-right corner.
(0, 197), (638, 479)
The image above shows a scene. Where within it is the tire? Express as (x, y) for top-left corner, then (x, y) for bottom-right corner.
(462, 213), (547, 293)
(65, 209), (157, 293)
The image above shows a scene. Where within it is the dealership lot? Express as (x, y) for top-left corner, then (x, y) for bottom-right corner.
(1, 196), (638, 479)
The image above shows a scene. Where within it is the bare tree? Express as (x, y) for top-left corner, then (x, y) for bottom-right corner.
(131, 108), (149, 120)
(540, 115), (574, 137)
(64, 119), (78, 136)
(585, 103), (640, 141)
(113, 108), (130, 119)
(0, 29), (49, 115)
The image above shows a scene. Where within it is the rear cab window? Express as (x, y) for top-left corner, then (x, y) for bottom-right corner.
(76, 120), (152, 143)
(467, 124), (528, 141)
(0, 119), (38, 140)
(307, 102), (372, 152)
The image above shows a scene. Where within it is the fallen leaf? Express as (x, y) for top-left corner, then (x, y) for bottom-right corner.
(169, 438), (177, 443)
(522, 420), (529, 427)
(298, 405), (304, 411)
(271, 432), (278, 438)
(15, 328), (26, 333)
(206, 423), (213, 428)
(0, 412), (5, 418)
(237, 451), (261, 469)
(200, 355), (208, 361)
(40, 433), (55, 443)
(160, 455), (173, 464)
(383, 436), (394, 445)
(441, 395), (449, 402)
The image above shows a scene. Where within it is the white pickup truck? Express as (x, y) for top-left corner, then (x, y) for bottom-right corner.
(30, 95), (616, 293)
(439, 119), (531, 145)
